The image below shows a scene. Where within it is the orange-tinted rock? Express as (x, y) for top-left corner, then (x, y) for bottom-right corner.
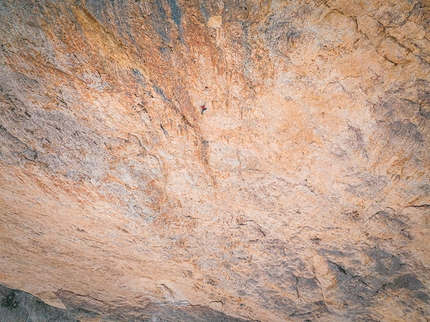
(0, 0), (429, 321)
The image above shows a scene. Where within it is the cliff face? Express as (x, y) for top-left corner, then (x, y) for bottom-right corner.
(0, 0), (429, 321)
(0, 285), (77, 322)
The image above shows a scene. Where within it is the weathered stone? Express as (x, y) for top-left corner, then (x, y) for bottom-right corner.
(0, 0), (429, 321)
(0, 284), (77, 322)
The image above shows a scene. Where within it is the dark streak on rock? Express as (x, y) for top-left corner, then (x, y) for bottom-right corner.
(160, 124), (169, 138)
(153, 85), (171, 103)
(328, 260), (348, 275)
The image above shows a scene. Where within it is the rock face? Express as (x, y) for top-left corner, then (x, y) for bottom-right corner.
(0, 0), (429, 321)
(0, 284), (77, 322)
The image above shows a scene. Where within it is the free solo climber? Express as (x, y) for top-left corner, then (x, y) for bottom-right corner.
(201, 103), (207, 115)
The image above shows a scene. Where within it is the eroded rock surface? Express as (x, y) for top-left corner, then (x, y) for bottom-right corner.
(0, 0), (429, 321)
(0, 284), (76, 322)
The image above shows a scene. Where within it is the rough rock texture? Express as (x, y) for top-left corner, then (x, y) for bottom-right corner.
(0, 284), (247, 322)
(0, 0), (429, 321)
(0, 284), (77, 322)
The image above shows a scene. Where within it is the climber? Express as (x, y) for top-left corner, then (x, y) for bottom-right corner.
(200, 104), (207, 115)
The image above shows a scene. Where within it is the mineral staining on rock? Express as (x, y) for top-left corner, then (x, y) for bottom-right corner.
(0, 0), (429, 321)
